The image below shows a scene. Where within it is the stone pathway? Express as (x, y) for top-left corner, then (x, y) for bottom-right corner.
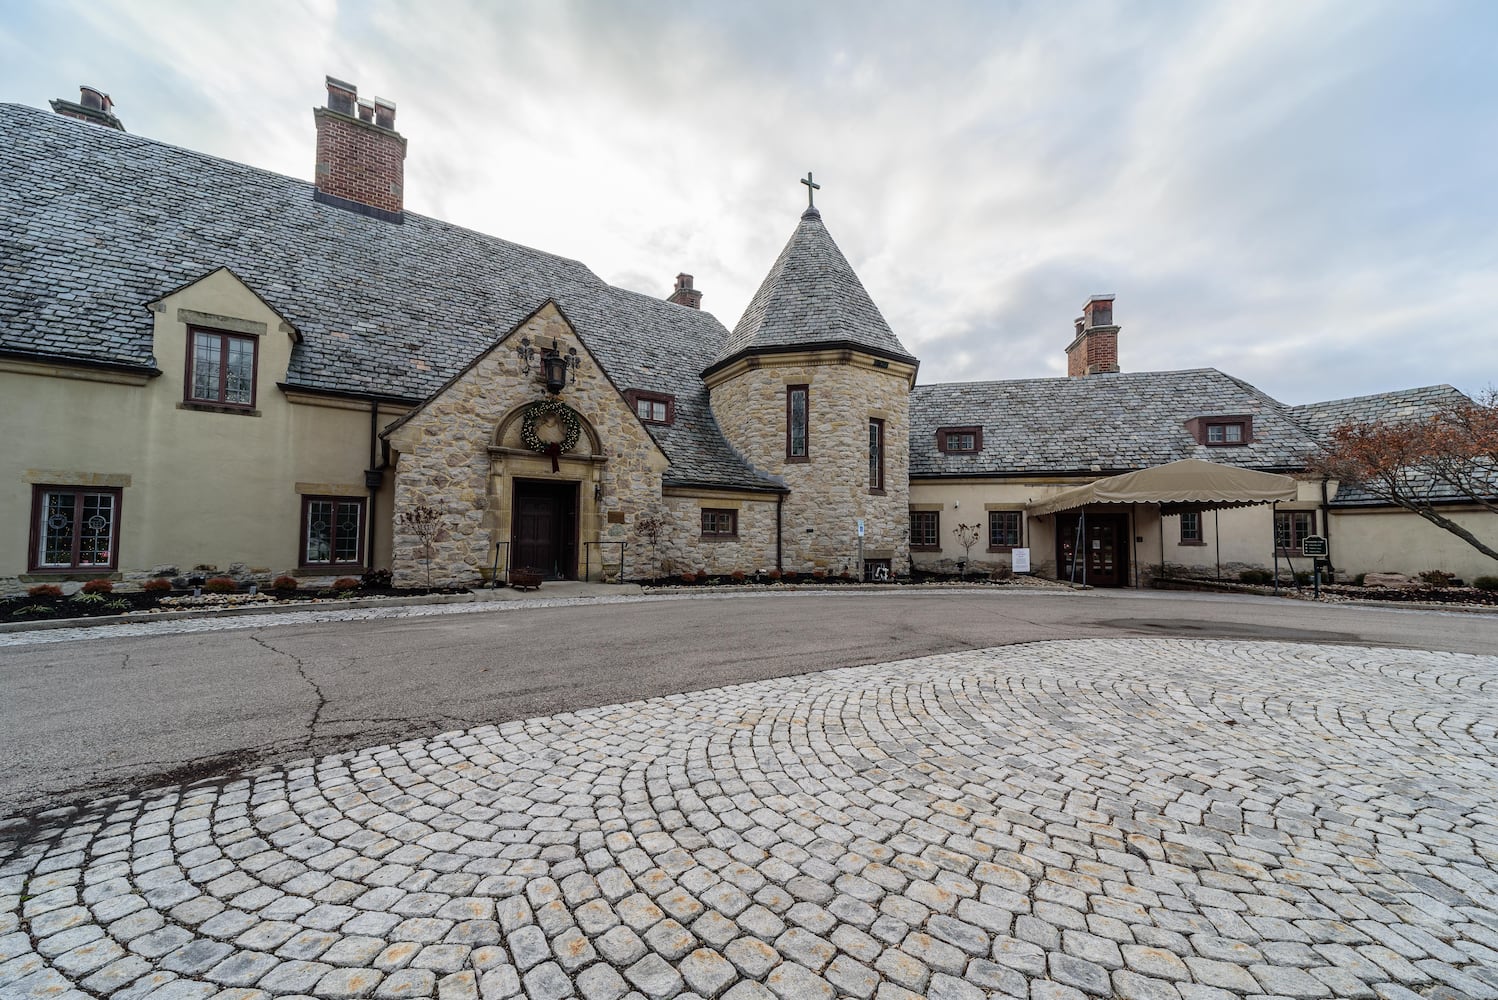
(3, 638), (1496, 1000)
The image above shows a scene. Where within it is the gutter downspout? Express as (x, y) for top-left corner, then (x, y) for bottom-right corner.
(367, 401), (380, 570)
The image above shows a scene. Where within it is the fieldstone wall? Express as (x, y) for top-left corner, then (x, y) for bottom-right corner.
(710, 360), (911, 575)
(385, 304), (668, 587)
(651, 495), (780, 578)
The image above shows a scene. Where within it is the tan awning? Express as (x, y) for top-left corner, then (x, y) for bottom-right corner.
(1026, 459), (1298, 517)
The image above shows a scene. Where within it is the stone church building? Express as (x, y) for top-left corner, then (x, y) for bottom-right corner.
(2, 81), (1492, 593)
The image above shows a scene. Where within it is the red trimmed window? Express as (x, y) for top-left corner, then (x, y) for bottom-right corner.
(302, 496), (365, 567)
(627, 390), (674, 425)
(937, 426), (982, 454)
(187, 328), (257, 407)
(30, 486), (121, 571)
(1274, 511), (1315, 554)
(701, 508), (738, 539)
(910, 510), (940, 550)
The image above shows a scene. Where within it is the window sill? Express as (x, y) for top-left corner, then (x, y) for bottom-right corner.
(1179, 540), (1207, 546)
(179, 401), (261, 417)
(21, 570), (121, 581)
(785, 456), (810, 464)
(297, 565), (366, 574)
(700, 535), (738, 542)
(868, 488), (886, 496)
(986, 545), (1018, 553)
(1202, 441), (1247, 447)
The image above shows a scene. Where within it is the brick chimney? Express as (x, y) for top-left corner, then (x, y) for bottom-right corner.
(50, 85), (125, 131)
(313, 76), (406, 223)
(1065, 294), (1120, 376)
(667, 273), (702, 309)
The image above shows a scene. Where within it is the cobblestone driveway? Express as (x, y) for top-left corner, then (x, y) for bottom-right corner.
(3, 639), (1496, 1000)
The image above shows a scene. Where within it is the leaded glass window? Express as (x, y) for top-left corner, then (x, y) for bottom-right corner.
(34, 488), (118, 569)
(188, 329), (256, 406)
(304, 497), (364, 566)
(787, 386), (808, 459)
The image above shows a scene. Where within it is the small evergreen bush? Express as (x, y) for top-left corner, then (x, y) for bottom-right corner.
(1237, 569), (1274, 585)
(203, 576), (238, 593)
(271, 575), (299, 592)
(81, 578), (114, 594)
(142, 578), (173, 593)
(27, 584), (62, 598)
(1473, 576), (1498, 592)
(332, 576), (362, 590)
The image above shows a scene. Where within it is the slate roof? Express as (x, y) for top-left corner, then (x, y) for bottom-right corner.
(1289, 385), (1486, 506)
(0, 103), (779, 492)
(910, 369), (1317, 477)
(712, 206), (917, 371)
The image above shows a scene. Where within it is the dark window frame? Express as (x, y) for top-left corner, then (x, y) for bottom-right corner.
(1179, 510), (1205, 545)
(936, 426), (983, 454)
(868, 417), (886, 493)
(700, 508), (738, 540)
(786, 385), (809, 461)
(28, 485), (123, 573)
(1274, 510), (1316, 555)
(1186, 414), (1254, 447)
(300, 494), (367, 569)
(910, 510), (940, 551)
(988, 510), (1022, 551)
(185, 326), (259, 410)
(625, 389), (675, 426)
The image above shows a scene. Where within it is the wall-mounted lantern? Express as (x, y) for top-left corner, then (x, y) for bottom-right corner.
(517, 337), (580, 394)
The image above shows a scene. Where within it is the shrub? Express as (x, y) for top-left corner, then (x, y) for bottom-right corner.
(203, 576), (239, 593)
(812, 569), (827, 580)
(81, 578), (114, 594)
(782, 570), (798, 582)
(332, 576), (362, 590)
(1237, 569), (1274, 585)
(72, 591), (105, 605)
(1417, 569), (1456, 587)
(1293, 571), (1311, 586)
(142, 577), (173, 593)
(271, 575), (299, 592)
(27, 584), (62, 598)
(729, 570), (746, 582)
(1473, 576), (1498, 592)
(678, 572), (698, 585)
(1352, 573), (1366, 587)
(766, 569), (781, 581)
(362, 568), (392, 588)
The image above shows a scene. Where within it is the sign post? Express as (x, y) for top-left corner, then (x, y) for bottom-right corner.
(1301, 535), (1328, 598)
(856, 519), (865, 581)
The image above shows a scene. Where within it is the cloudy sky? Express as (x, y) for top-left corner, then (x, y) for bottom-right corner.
(3, 0), (1495, 403)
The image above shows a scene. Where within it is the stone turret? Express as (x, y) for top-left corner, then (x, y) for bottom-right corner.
(706, 199), (918, 578)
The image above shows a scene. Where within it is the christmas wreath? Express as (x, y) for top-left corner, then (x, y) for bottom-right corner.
(520, 398), (581, 471)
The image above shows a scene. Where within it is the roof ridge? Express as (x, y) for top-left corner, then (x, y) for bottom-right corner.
(1291, 383), (1463, 411)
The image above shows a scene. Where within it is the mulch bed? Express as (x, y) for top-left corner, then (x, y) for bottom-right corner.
(1322, 585), (1498, 606)
(0, 586), (465, 623)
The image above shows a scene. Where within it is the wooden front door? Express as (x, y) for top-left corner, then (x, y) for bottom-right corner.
(1057, 512), (1130, 587)
(511, 480), (578, 580)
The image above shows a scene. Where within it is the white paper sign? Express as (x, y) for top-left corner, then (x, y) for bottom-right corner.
(856, 519), (865, 537)
(1011, 548), (1031, 573)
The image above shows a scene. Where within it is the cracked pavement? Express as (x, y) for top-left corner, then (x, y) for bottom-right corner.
(3, 637), (1497, 1000)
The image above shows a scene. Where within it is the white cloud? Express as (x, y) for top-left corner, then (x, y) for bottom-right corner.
(3, 0), (1494, 402)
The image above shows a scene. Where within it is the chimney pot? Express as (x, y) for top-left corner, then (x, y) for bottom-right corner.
(325, 75), (357, 116)
(372, 97), (396, 130)
(79, 86), (108, 111)
(356, 98), (375, 123)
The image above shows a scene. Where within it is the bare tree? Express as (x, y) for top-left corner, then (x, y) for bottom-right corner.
(1310, 388), (1498, 564)
(397, 502), (442, 587)
(633, 508), (669, 582)
(953, 523), (981, 580)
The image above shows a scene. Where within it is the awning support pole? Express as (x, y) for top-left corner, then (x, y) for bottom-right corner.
(1214, 509), (1221, 581)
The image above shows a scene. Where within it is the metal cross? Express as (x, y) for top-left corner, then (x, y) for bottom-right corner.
(801, 171), (820, 208)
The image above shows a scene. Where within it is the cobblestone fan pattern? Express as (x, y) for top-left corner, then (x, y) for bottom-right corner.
(3, 639), (1497, 1000)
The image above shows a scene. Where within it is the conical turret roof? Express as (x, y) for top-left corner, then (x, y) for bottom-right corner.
(709, 207), (917, 373)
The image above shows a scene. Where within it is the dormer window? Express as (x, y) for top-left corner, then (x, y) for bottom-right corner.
(937, 426), (982, 454)
(1186, 415), (1253, 446)
(626, 390), (674, 426)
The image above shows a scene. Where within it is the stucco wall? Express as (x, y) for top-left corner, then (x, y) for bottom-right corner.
(1325, 507), (1498, 581)
(710, 355), (910, 576)
(384, 303), (669, 587)
(0, 269), (395, 593)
